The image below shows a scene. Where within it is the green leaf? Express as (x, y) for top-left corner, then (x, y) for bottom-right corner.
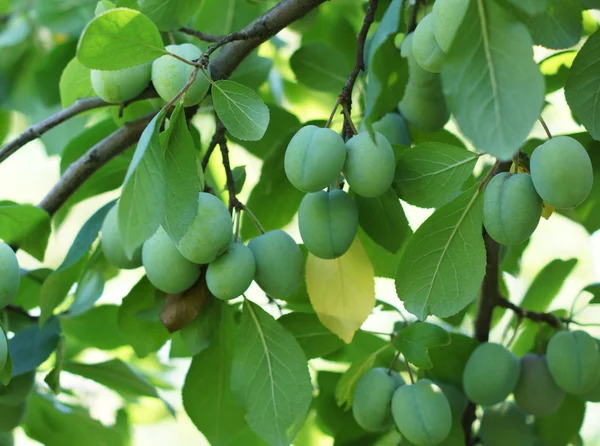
(526, 0), (582, 50)
(334, 343), (392, 410)
(12, 269), (52, 311)
(355, 188), (408, 254)
(63, 359), (165, 400)
(358, 228), (407, 279)
(535, 394), (585, 446)
(541, 50), (577, 95)
(224, 165), (246, 195)
(162, 102), (201, 243)
(192, 0), (266, 36)
(35, 0), (97, 36)
(565, 30), (600, 140)
(290, 43), (352, 93)
(231, 300), (312, 445)
(77, 7), (165, 70)
(520, 258), (577, 312)
(0, 203), (51, 261)
(117, 277), (170, 358)
(0, 14), (31, 48)
(278, 312), (344, 360)
(504, 0), (550, 15)
(425, 333), (479, 388)
(229, 53), (273, 90)
(69, 248), (116, 315)
(241, 133), (304, 240)
(393, 322), (451, 369)
(442, 0), (545, 161)
(61, 305), (125, 350)
(393, 143), (478, 208)
(9, 317), (61, 376)
(212, 80), (270, 142)
(24, 392), (126, 446)
(183, 304), (264, 446)
(395, 185), (485, 320)
(364, 0), (404, 120)
(584, 283), (600, 304)
(178, 299), (220, 356)
(34, 39), (78, 106)
(119, 110), (167, 257)
(60, 57), (95, 108)
(138, 0), (201, 31)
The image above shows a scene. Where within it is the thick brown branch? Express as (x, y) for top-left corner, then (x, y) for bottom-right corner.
(496, 297), (563, 328)
(209, 0), (327, 80)
(179, 27), (223, 42)
(219, 137), (242, 213)
(37, 113), (155, 216)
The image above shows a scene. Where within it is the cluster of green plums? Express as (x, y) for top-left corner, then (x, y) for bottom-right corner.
(284, 124), (397, 259)
(352, 329), (600, 445)
(90, 43), (210, 106)
(483, 136), (593, 246)
(101, 196), (303, 301)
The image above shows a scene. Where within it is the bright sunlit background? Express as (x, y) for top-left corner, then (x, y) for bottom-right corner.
(1, 18), (600, 446)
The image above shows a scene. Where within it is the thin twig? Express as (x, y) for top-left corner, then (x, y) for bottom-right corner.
(539, 117), (553, 139)
(325, 97), (341, 128)
(219, 135), (242, 213)
(387, 351), (401, 375)
(180, 27), (224, 43)
(202, 123), (226, 170)
(241, 203), (265, 234)
(341, 103), (358, 135)
(496, 296), (564, 328)
(405, 359), (415, 384)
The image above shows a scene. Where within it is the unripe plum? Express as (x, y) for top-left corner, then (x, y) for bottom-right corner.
(435, 382), (467, 417)
(530, 136), (593, 209)
(90, 63), (151, 103)
(352, 367), (405, 432)
(142, 226), (201, 294)
(480, 401), (536, 446)
(0, 242), (19, 308)
(298, 189), (358, 259)
(579, 373), (600, 402)
(546, 330), (600, 395)
(284, 125), (347, 193)
(206, 242), (256, 301)
(366, 113), (412, 147)
(514, 354), (564, 417)
(462, 342), (520, 405)
(0, 327), (6, 373)
(100, 206), (142, 269)
(391, 379), (452, 446)
(344, 131), (395, 197)
(0, 371), (35, 405)
(248, 230), (303, 299)
(151, 43), (211, 106)
(483, 173), (542, 246)
(432, 0), (470, 53)
(0, 401), (27, 431)
(177, 192), (233, 265)
(398, 35), (450, 133)
(412, 14), (446, 73)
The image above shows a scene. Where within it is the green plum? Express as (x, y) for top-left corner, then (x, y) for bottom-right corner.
(0, 401), (26, 431)
(480, 401), (536, 446)
(100, 205), (142, 269)
(298, 189), (358, 259)
(398, 34), (450, 133)
(435, 382), (467, 418)
(412, 14), (446, 73)
(142, 226), (201, 294)
(151, 43), (211, 106)
(462, 342), (520, 405)
(359, 113), (412, 147)
(177, 192), (233, 265)
(546, 330), (600, 395)
(248, 230), (303, 299)
(391, 379), (452, 446)
(514, 354), (564, 417)
(0, 242), (19, 308)
(90, 62), (151, 103)
(0, 371), (35, 405)
(530, 136), (593, 208)
(432, 0), (470, 53)
(344, 131), (395, 197)
(483, 173), (543, 245)
(0, 327), (6, 373)
(206, 242), (256, 300)
(352, 367), (405, 432)
(284, 125), (347, 193)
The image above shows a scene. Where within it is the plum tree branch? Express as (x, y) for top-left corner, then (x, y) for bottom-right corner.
(495, 296), (564, 328)
(179, 27), (223, 42)
(0, 88), (158, 166)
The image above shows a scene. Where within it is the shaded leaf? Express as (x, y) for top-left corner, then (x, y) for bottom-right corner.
(290, 43), (352, 93)
(9, 317), (61, 376)
(394, 322), (450, 369)
(0, 203), (51, 261)
(425, 333), (479, 388)
(526, 0), (582, 50)
(61, 305), (125, 350)
(278, 312), (344, 360)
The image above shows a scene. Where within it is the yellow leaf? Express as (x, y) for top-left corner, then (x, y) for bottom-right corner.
(306, 238), (375, 344)
(542, 201), (555, 219)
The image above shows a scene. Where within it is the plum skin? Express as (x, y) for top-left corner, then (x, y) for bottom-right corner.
(0, 242), (19, 308)
(298, 189), (358, 259)
(480, 401), (536, 446)
(514, 354), (565, 417)
(91, 62), (151, 103)
(284, 125), (347, 193)
(412, 13), (446, 73)
(206, 242), (256, 301)
(483, 173), (543, 246)
(101, 205), (142, 269)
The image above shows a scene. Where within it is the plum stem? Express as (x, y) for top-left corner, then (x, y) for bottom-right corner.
(539, 116), (553, 139)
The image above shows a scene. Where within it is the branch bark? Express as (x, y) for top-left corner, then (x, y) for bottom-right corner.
(179, 27), (223, 42)
(496, 296), (562, 328)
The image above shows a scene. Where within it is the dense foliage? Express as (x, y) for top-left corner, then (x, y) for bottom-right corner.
(0, 0), (599, 445)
